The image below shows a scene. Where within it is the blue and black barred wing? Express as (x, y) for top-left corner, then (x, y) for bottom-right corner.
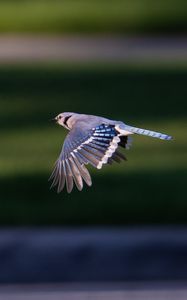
(49, 124), (131, 193)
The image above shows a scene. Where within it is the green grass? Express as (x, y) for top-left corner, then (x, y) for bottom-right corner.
(0, 0), (186, 34)
(0, 65), (186, 225)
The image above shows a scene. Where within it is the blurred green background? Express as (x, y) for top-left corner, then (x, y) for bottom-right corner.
(0, 65), (186, 225)
(0, 0), (187, 226)
(0, 0), (186, 34)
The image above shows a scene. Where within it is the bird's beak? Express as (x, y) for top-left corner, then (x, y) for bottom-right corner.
(51, 117), (57, 122)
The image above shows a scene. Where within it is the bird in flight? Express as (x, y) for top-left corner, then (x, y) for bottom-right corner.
(49, 112), (172, 193)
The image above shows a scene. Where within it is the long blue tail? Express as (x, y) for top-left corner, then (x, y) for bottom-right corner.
(124, 125), (172, 140)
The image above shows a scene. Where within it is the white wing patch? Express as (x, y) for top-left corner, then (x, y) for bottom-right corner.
(97, 136), (120, 169)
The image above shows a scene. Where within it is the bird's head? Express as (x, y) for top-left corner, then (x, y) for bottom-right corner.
(53, 112), (74, 129)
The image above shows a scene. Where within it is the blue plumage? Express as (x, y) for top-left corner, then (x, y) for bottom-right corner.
(123, 125), (172, 140)
(50, 112), (172, 193)
(93, 124), (117, 139)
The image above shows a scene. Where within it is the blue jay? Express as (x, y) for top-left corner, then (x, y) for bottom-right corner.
(49, 112), (172, 193)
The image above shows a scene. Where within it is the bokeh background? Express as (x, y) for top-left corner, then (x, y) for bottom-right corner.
(0, 0), (187, 298)
(1, 65), (186, 225)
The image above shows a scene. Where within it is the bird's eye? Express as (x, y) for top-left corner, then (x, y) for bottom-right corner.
(58, 116), (62, 119)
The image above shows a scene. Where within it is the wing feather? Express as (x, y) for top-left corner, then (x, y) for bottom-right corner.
(49, 123), (129, 193)
(71, 153), (92, 187)
(77, 148), (100, 168)
(64, 159), (74, 193)
(68, 157), (83, 191)
(57, 161), (66, 193)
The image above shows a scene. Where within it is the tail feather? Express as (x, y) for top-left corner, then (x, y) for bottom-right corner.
(119, 125), (172, 140)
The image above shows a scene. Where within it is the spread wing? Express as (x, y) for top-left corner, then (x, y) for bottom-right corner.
(49, 124), (131, 193)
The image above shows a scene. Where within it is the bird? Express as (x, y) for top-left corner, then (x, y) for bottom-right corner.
(49, 112), (172, 193)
